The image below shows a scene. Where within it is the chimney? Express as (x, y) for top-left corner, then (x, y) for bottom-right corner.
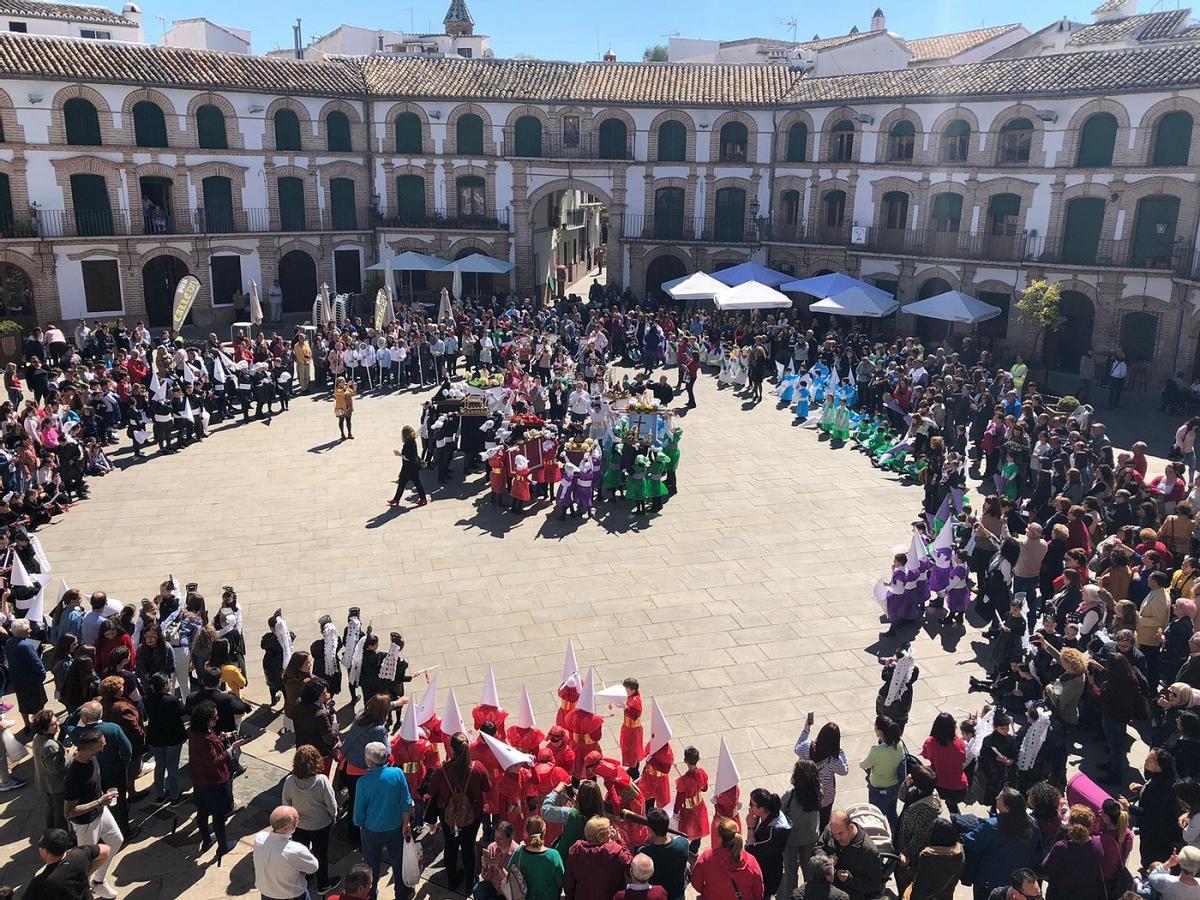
(121, 2), (141, 25)
(292, 18), (303, 59)
(849, 25), (859, 34)
(602, 47), (616, 62)
(871, 8), (886, 31)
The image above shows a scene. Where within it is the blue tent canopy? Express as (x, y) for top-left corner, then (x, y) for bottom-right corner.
(781, 273), (893, 302)
(711, 262), (793, 288)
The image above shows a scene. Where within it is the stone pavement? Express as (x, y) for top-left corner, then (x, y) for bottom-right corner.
(0, 369), (1165, 898)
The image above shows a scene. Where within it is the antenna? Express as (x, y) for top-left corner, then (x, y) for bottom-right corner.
(156, 14), (166, 43)
(779, 16), (799, 42)
(397, 7), (414, 33)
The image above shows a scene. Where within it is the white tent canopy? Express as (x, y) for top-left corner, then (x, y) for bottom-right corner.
(714, 280), (793, 310)
(809, 285), (899, 318)
(666, 271), (727, 301)
(901, 290), (1002, 323)
(367, 250), (448, 271)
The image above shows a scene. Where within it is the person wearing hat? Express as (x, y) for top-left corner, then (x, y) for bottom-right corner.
(541, 726), (576, 775)
(389, 702), (440, 821)
(310, 615), (344, 699)
(563, 670), (604, 779)
(1146, 845), (1200, 896)
(509, 453), (533, 514)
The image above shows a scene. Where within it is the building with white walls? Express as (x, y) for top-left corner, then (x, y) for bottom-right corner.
(0, 0), (140, 41)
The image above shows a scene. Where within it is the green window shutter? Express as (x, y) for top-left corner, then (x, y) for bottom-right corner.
(201, 176), (234, 234)
(1076, 113), (1117, 167)
(327, 112), (352, 152)
(394, 114), (422, 153)
(0, 173), (13, 236)
(1131, 195), (1180, 267)
(1060, 197), (1105, 264)
(395, 175), (426, 222)
(330, 178), (357, 230)
(598, 119), (627, 160)
(1120, 312), (1158, 362)
(786, 123), (807, 162)
(714, 187), (745, 241)
(653, 187), (684, 240)
(931, 193), (962, 230)
(196, 105), (228, 149)
(278, 177), (307, 232)
(1153, 112), (1192, 166)
(719, 122), (747, 161)
(64, 98), (101, 146)
(133, 101), (168, 149)
(69, 173), (113, 236)
(456, 115), (484, 155)
(515, 117), (542, 157)
(658, 121), (686, 162)
(274, 110), (302, 151)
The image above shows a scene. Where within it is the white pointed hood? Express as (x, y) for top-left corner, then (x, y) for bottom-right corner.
(10, 552), (33, 589)
(578, 667), (597, 715)
(416, 674), (439, 725)
(151, 374), (167, 402)
(57, 577), (70, 606)
(442, 687), (466, 737)
(399, 697), (421, 742)
(480, 731), (534, 771)
(595, 684), (629, 708)
(715, 737), (741, 795)
(480, 666), (500, 708)
(563, 638), (579, 683)
(517, 685), (537, 729)
(647, 699), (673, 755)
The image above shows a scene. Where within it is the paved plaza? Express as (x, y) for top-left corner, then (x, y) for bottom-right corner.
(0, 370), (1162, 898)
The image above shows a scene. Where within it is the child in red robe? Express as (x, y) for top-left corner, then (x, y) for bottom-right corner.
(390, 703), (441, 799)
(471, 722), (504, 820)
(563, 670), (604, 778)
(507, 686), (545, 754)
(487, 447), (508, 507)
(541, 725), (575, 774)
(472, 666), (508, 733)
(638, 740), (674, 810)
(673, 746), (710, 844)
(619, 677), (645, 778)
(509, 453), (532, 511)
(556, 675), (580, 728)
(481, 732), (537, 842)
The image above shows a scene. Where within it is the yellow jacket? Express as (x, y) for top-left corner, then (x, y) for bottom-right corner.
(295, 340), (313, 365)
(334, 384), (357, 413)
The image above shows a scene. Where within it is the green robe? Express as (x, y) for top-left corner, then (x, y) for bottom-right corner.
(648, 450), (670, 498)
(626, 454), (650, 502)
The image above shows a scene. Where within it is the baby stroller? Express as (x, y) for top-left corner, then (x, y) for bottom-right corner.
(844, 802), (900, 885)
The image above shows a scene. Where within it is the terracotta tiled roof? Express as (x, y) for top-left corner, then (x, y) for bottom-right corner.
(784, 41), (1200, 103)
(0, 31), (363, 95)
(904, 23), (1023, 61)
(361, 56), (796, 105)
(0, 0), (131, 26)
(1092, 0), (1126, 12)
(1067, 9), (1191, 45)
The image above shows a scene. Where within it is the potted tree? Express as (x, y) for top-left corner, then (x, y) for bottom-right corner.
(1014, 279), (1065, 391)
(0, 319), (23, 359)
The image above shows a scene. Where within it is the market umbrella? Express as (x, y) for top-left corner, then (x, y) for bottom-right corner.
(451, 263), (463, 301)
(320, 282), (334, 325)
(782, 272), (892, 301)
(438, 286), (453, 323)
(711, 261), (793, 288)
(249, 279), (264, 326)
(450, 252), (514, 274)
(666, 271), (727, 301)
(367, 250), (447, 271)
(714, 280), (793, 310)
(900, 290), (1002, 323)
(809, 285), (898, 317)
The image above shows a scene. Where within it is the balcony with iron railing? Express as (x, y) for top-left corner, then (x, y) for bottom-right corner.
(7, 206), (378, 239)
(622, 213), (765, 245)
(503, 130), (632, 161)
(378, 207), (510, 232)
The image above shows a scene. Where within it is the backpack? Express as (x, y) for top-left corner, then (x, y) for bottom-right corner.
(442, 769), (474, 829)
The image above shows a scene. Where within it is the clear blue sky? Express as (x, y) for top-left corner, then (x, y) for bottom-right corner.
(142, 0), (1106, 60)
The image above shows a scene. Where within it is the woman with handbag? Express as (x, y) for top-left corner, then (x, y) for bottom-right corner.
(510, 815), (564, 900)
(338, 695), (392, 844)
(427, 732), (491, 891)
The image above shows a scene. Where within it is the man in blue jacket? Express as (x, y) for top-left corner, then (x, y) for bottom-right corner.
(353, 741), (414, 900)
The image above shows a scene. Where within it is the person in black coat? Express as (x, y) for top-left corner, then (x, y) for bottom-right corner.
(389, 425), (427, 506)
(309, 614), (343, 697)
(1129, 747), (1182, 872)
(976, 713), (1018, 808)
(746, 788), (791, 900)
(184, 668), (250, 734)
(145, 672), (187, 802)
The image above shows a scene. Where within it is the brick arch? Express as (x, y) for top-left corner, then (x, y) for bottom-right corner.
(636, 245), (695, 298)
(185, 92), (244, 150)
(137, 246), (195, 270)
(189, 160), (250, 225)
(642, 175), (694, 219)
(648, 109), (696, 162)
(927, 106), (981, 165)
(120, 88), (182, 148)
(317, 100), (365, 152)
(505, 105), (550, 131)
(592, 108), (635, 158)
(987, 102), (1045, 167)
(1136, 96), (1200, 165)
(911, 265), (960, 292)
(382, 101), (431, 156)
(875, 107), (925, 164)
(0, 248), (45, 320)
(447, 163), (496, 218)
(127, 161), (189, 227)
(318, 160), (368, 226)
(819, 106), (860, 163)
(804, 256), (849, 276)
(525, 177), (613, 211)
(446, 235), (508, 260)
(264, 97), (315, 152)
(709, 110), (757, 164)
(869, 175), (920, 229)
(276, 239), (322, 260)
(1117, 177), (1196, 254)
(445, 103), (495, 156)
(51, 84), (117, 146)
(384, 163), (434, 219)
(775, 110), (815, 163)
(386, 236), (437, 255)
(1062, 98), (1133, 167)
(974, 176), (1038, 233)
(0, 87), (23, 144)
(50, 156), (126, 236)
(812, 176), (856, 229)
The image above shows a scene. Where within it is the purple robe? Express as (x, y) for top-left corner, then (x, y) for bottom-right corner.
(946, 564), (971, 613)
(556, 472), (576, 509)
(928, 547), (953, 593)
(886, 568), (919, 623)
(573, 471), (595, 511)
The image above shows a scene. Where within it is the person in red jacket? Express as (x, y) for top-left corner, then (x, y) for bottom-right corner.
(507, 686), (545, 754)
(563, 670), (604, 779)
(542, 725), (576, 774)
(620, 677), (645, 779)
(639, 699), (674, 810)
(673, 746), (710, 845)
(692, 817), (765, 900)
(564, 816), (633, 900)
(712, 737), (742, 843)
(558, 639), (581, 727)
